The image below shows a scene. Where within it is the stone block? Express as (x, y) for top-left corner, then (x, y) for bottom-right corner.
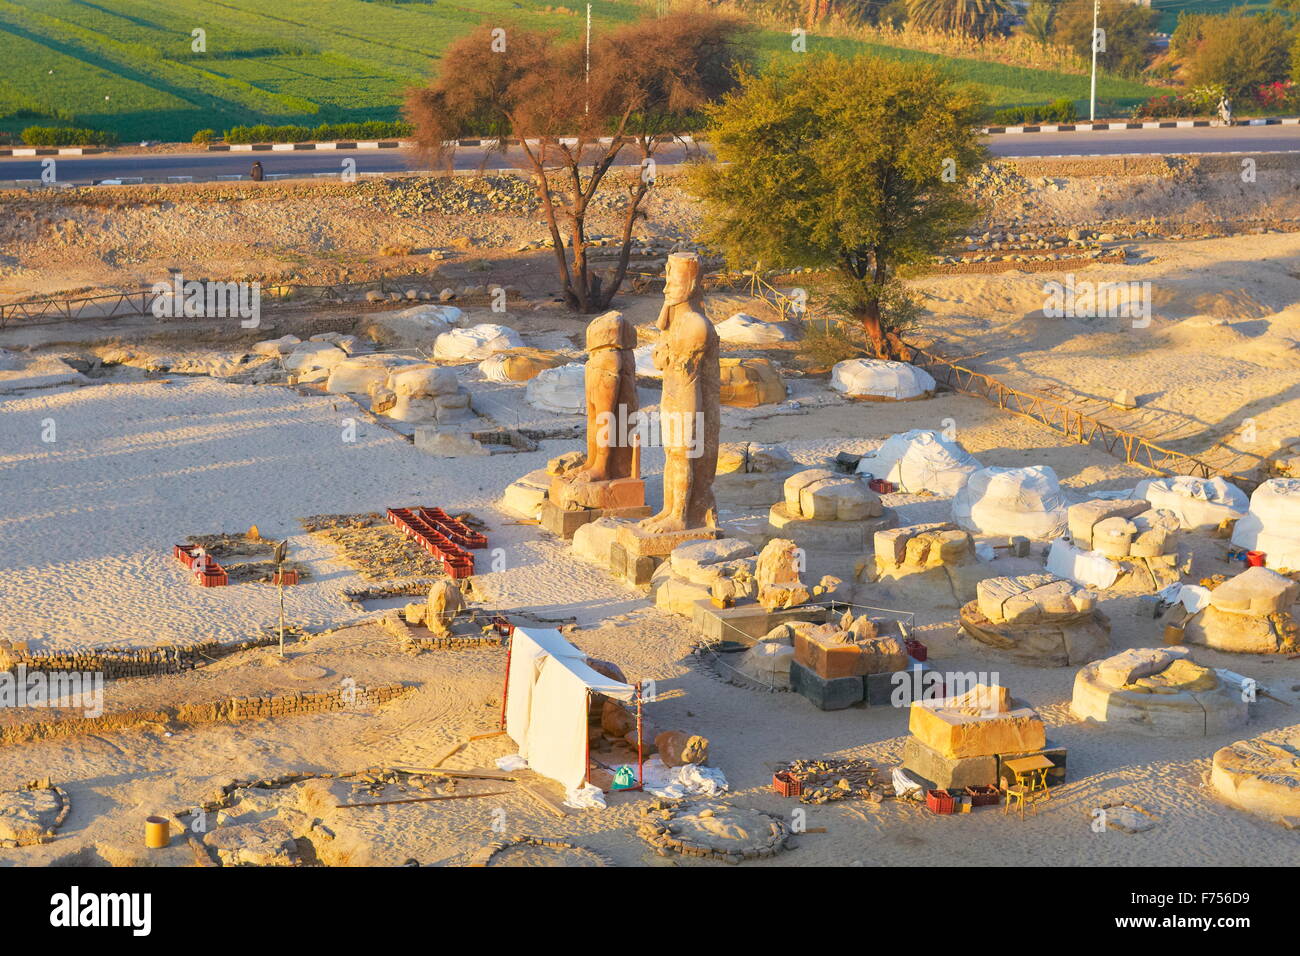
(1068, 498), (1148, 550)
(901, 736), (999, 790)
(793, 630), (909, 679)
(909, 701), (1046, 759)
(766, 502), (898, 553)
(691, 600), (827, 643)
(864, 661), (943, 707)
(789, 660), (863, 710)
(1208, 566), (1299, 616)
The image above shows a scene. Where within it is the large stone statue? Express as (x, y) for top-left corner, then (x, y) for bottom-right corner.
(639, 252), (720, 535)
(572, 310), (639, 483)
(541, 310), (648, 537)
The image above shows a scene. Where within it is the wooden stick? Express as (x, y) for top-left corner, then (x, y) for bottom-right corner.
(392, 768), (516, 781)
(469, 730), (507, 741)
(337, 790), (510, 809)
(519, 782), (570, 817)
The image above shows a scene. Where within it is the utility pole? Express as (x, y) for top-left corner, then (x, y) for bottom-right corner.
(1090, 0), (1100, 123)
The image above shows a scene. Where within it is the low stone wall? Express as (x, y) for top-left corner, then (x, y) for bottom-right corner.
(0, 682), (412, 748)
(1, 634), (281, 680)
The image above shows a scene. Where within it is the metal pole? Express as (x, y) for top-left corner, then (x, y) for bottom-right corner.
(278, 569), (285, 658)
(584, 4), (591, 116)
(1090, 0), (1099, 123)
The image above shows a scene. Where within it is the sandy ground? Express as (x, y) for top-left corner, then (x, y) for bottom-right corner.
(1, 279), (1298, 867)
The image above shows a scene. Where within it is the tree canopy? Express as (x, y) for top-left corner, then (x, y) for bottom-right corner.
(688, 54), (987, 356)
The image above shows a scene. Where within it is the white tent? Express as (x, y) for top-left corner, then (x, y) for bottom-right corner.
(855, 429), (982, 496)
(830, 359), (935, 400)
(1231, 478), (1300, 571)
(503, 627), (642, 792)
(952, 465), (1068, 539)
(1135, 476), (1248, 530)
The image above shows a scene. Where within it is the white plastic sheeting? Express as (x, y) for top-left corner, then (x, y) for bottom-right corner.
(714, 312), (794, 344)
(1046, 539), (1120, 591)
(633, 344), (663, 379)
(829, 359), (936, 400)
(504, 628), (637, 792)
(1135, 476), (1248, 530)
(432, 323), (523, 362)
(952, 465), (1068, 539)
(642, 758), (729, 800)
(525, 362), (586, 414)
(1231, 478), (1300, 571)
(855, 429), (982, 496)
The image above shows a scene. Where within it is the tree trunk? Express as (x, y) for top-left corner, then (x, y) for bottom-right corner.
(859, 298), (890, 359)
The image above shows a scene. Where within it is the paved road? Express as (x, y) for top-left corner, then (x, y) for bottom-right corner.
(1, 124), (1298, 185)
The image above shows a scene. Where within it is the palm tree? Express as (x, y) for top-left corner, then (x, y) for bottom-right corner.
(1022, 0), (1055, 45)
(906, 0), (1015, 39)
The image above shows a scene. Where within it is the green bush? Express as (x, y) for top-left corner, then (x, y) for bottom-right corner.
(990, 98), (1078, 125)
(191, 128), (216, 145)
(222, 120), (413, 143)
(20, 125), (118, 146)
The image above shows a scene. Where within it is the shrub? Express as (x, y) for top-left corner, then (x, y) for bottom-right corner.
(20, 126), (118, 146)
(191, 128), (216, 145)
(223, 121), (413, 144)
(990, 97), (1078, 125)
(1131, 93), (1197, 119)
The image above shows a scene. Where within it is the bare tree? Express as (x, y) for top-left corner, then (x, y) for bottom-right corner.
(405, 12), (748, 313)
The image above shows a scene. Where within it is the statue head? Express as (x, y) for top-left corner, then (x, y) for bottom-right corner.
(660, 253), (702, 327)
(586, 309), (636, 351)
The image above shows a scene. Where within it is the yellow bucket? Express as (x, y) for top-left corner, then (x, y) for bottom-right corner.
(144, 816), (170, 849)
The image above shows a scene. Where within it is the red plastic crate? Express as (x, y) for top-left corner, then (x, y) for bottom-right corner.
(926, 789), (956, 815)
(491, 616), (515, 637)
(195, 566), (228, 587)
(174, 544), (198, 567)
(905, 638), (928, 662)
(773, 771), (803, 798)
(868, 478), (895, 494)
(966, 785), (1001, 807)
(272, 570), (298, 586)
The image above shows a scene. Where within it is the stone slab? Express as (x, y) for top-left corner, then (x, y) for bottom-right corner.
(616, 523), (721, 558)
(691, 600), (829, 644)
(902, 736), (999, 790)
(865, 662), (942, 707)
(909, 702), (1046, 759)
(766, 502), (898, 553)
(789, 660), (863, 710)
(550, 475), (646, 512)
(540, 498), (651, 539)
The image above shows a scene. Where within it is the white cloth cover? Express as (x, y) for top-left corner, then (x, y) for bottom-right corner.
(641, 758), (729, 799)
(855, 429), (982, 495)
(504, 628), (636, 791)
(1135, 476), (1248, 530)
(1231, 478), (1300, 570)
(395, 303), (463, 329)
(714, 312), (794, 344)
(829, 359), (936, 400)
(952, 465), (1068, 539)
(433, 324), (523, 362)
(525, 362), (586, 414)
(1046, 539), (1120, 591)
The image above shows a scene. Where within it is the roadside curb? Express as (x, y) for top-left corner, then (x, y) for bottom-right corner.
(982, 117), (1300, 134)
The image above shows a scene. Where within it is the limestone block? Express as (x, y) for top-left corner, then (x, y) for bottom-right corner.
(735, 642), (795, 687)
(756, 538), (809, 610)
(714, 312), (794, 344)
(901, 737), (999, 790)
(976, 574), (1095, 625)
(794, 628), (908, 679)
(783, 469), (881, 521)
(501, 468), (552, 518)
(1183, 603), (1298, 654)
(433, 324), (522, 362)
(717, 444), (748, 474)
(572, 517), (626, 567)
(253, 334), (300, 357)
(1211, 733), (1300, 826)
(767, 502), (898, 553)
(1092, 516), (1138, 559)
(283, 342), (347, 373)
(326, 353), (415, 395)
(1097, 647), (1184, 687)
(909, 700), (1046, 759)
(413, 428), (489, 457)
(719, 358), (786, 408)
(1067, 498), (1148, 550)
(960, 598), (1110, 667)
(670, 538), (757, 580)
(1208, 566), (1299, 616)
(1072, 649), (1246, 736)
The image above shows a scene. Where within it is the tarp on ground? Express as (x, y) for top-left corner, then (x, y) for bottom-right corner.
(504, 627), (636, 791)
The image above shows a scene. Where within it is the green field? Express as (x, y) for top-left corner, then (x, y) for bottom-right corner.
(1150, 0), (1270, 33)
(0, 0), (1169, 142)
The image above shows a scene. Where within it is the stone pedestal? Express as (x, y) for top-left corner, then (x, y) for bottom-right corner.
(766, 502), (898, 553)
(901, 737), (999, 790)
(540, 475), (650, 539)
(690, 599), (829, 644)
(540, 498), (651, 539)
(615, 523), (720, 559)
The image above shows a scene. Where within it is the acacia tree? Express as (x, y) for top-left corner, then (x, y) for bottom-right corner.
(405, 12), (747, 313)
(688, 54), (986, 358)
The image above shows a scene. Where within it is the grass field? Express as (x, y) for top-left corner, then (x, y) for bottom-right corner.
(0, 0), (1170, 143)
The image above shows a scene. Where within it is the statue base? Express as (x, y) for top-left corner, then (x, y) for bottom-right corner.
(608, 523), (722, 589)
(540, 475), (650, 540)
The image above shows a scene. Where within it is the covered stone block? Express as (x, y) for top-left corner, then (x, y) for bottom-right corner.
(1068, 499), (1149, 550)
(909, 697), (1046, 759)
(1230, 478), (1300, 571)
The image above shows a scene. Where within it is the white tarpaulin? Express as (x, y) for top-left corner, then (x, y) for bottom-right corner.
(1046, 538), (1120, 591)
(504, 627), (637, 792)
(1135, 476), (1248, 530)
(1230, 478), (1300, 571)
(952, 465), (1068, 539)
(855, 429), (982, 496)
(829, 359), (935, 400)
